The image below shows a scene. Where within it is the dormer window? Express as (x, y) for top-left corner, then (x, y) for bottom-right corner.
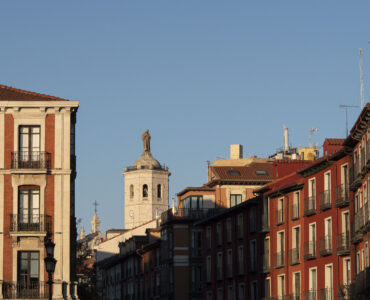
(228, 170), (240, 177)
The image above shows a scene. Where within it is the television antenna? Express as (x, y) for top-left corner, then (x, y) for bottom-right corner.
(309, 128), (318, 147)
(339, 104), (360, 136)
(360, 48), (365, 109)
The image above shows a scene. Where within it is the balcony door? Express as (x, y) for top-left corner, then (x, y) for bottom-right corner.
(18, 251), (40, 296)
(19, 126), (40, 165)
(18, 187), (40, 231)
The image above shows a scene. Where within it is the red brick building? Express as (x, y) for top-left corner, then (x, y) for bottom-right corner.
(0, 84), (79, 299)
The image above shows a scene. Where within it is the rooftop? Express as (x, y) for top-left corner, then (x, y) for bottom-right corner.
(0, 84), (69, 101)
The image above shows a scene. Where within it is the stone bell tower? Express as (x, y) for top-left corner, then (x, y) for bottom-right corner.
(123, 130), (170, 229)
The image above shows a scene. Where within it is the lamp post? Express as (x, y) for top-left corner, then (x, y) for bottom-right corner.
(44, 239), (57, 300)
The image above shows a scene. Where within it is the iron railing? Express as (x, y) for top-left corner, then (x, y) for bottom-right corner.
(2, 281), (49, 299)
(335, 184), (349, 207)
(274, 252), (285, 268)
(276, 209), (284, 225)
(318, 288), (332, 300)
(337, 285), (351, 300)
(336, 232), (350, 256)
(289, 248), (300, 265)
(11, 152), (51, 169)
(319, 190), (331, 211)
(10, 214), (51, 233)
(302, 290), (317, 300)
(304, 197), (316, 216)
(319, 235), (332, 256)
(304, 241), (316, 260)
(291, 204), (299, 220)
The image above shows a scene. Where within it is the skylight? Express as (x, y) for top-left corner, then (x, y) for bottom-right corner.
(255, 170), (268, 176)
(228, 170), (241, 176)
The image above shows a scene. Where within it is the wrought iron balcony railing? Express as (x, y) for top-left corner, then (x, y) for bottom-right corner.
(291, 204), (299, 220)
(319, 190), (331, 211)
(289, 248), (300, 265)
(274, 252), (285, 268)
(304, 197), (316, 216)
(11, 151), (51, 169)
(304, 241), (316, 260)
(302, 290), (317, 300)
(335, 184), (349, 207)
(2, 281), (49, 299)
(319, 235), (332, 256)
(336, 232), (350, 256)
(10, 214), (51, 233)
(318, 288), (333, 300)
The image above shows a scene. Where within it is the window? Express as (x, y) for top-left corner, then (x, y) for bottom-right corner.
(356, 251), (361, 274)
(227, 170), (240, 176)
(206, 291), (213, 300)
(143, 184), (148, 197)
(191, 230), (202, 257)
(309, 268), (317, 298)
(324, 217), (332, 253)
(226, 218), (232, 242)
(250, 240), (257, 272)
(277, 197), (284, 224)
(227, 285), (233, 300)
(217, 223), (222, 245)
(292, 191), (300, 219)
(264, 278), (271, 299)
(206, 256), (211, 282)
(19, 125), (40, 154)
(230, 194), (242, 207)
(277, 231), (285, 267)
(343, 258), (351, 285)
(364, 184), (367, 203)
(341, 164), (349, 188)
(182, 195), (203, 210)
(237, 214), (243, 238)
(250, 281), (258, 300)
(206, 226), (211, 249)
(157, 184), (161, 198)
(249, 206), (256, 232)
(324, 171), (331, 197)
(365, 243), (369, 267)
(238, 284), (245, 300)
(18, 186), (40, 230)
(18, 251), (39, 286)
(292, 226), (300, 264)
(325, 265), (333, 300)
(308, 223), (316, 258)
(277, 275), (285, 298)
(238, 245), (244, 274)
(263, 238), (270, 270)
(130, 185), (134, 198)
(227, 249), (233, 277)
(217, 288), (223, 300)
(293, 272), (300, 298)
(217, 252), (223, 280)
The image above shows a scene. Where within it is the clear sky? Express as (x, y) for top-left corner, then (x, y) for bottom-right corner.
(1, 1), (369, 233)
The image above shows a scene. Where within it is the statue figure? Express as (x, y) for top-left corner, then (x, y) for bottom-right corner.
(142, 129), (151, 152)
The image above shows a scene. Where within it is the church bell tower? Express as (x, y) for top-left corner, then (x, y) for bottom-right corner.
(123, 130), (170, 229)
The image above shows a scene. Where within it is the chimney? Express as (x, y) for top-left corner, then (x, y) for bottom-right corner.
(284, 127), (289, 152)
(230, 144), (243, 159)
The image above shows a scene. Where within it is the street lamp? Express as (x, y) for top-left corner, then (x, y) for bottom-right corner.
(44, 239), (57, 300)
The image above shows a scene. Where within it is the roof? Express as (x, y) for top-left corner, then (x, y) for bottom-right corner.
(0, 84), (69, 101)
(177, 186), (215, 196)
(344, 103), (370, 147)
(209, 162), (273, 182)
(325, 138), (345, 146)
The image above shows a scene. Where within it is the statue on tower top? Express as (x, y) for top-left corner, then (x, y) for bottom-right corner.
(142, 129), (151, 153)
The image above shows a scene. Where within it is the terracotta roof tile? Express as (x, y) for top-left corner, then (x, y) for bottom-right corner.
(210, 162), (273, 182)
(0, 84), (69, 101)
(325, 138), (345, 146)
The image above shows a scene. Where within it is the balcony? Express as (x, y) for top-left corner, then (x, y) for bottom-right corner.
(350, 267), (370, 297)
(261, 253), (270, 273)
(261, 214), (270, 232)
(274, 252), (285, 269)
(336, 232), (350, 256)
(10, 214), (51, 234)
(304, 197), (316, 216)
(161, 208), (219, 224)
(319, 235), (332, 256)
(304, 241), (316, 260)
(318, 288), (333, 300)
(11, 152), (51, 169)
(335, 184), (349, 208)
(289, 248), (300, 265)
(2, 281), (49, 299)
(319, 191), (331, 211)
(291, 204), (299, 220)
(302, 290), (317, 300)
(337, 285), (351, 300)
(276, 209), (284, 225)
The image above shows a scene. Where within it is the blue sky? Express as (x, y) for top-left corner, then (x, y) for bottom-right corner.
(1, 1), (369, 233)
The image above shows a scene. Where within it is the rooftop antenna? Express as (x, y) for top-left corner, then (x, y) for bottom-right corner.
(360, 48), (365, 109)
(339, 104), (359, 136)
(309, 128), (318, 147)
(93, 200), (99, 215)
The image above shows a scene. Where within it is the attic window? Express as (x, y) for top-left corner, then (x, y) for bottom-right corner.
(228, 170), (241, 176)
(255, 170), (268, 176)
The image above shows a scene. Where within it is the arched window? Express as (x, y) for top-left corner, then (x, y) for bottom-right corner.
(130, 185), (134, 198)
(157, 184), (161, 198)
(143, 184), (148, 198)
(18, 185), (40, 228)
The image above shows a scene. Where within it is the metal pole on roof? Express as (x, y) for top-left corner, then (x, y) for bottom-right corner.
(339, 104), (359, 137)
(360, 48), (365, 109)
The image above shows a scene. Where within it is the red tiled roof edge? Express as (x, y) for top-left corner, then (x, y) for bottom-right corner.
(0, 84), (69, 101)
